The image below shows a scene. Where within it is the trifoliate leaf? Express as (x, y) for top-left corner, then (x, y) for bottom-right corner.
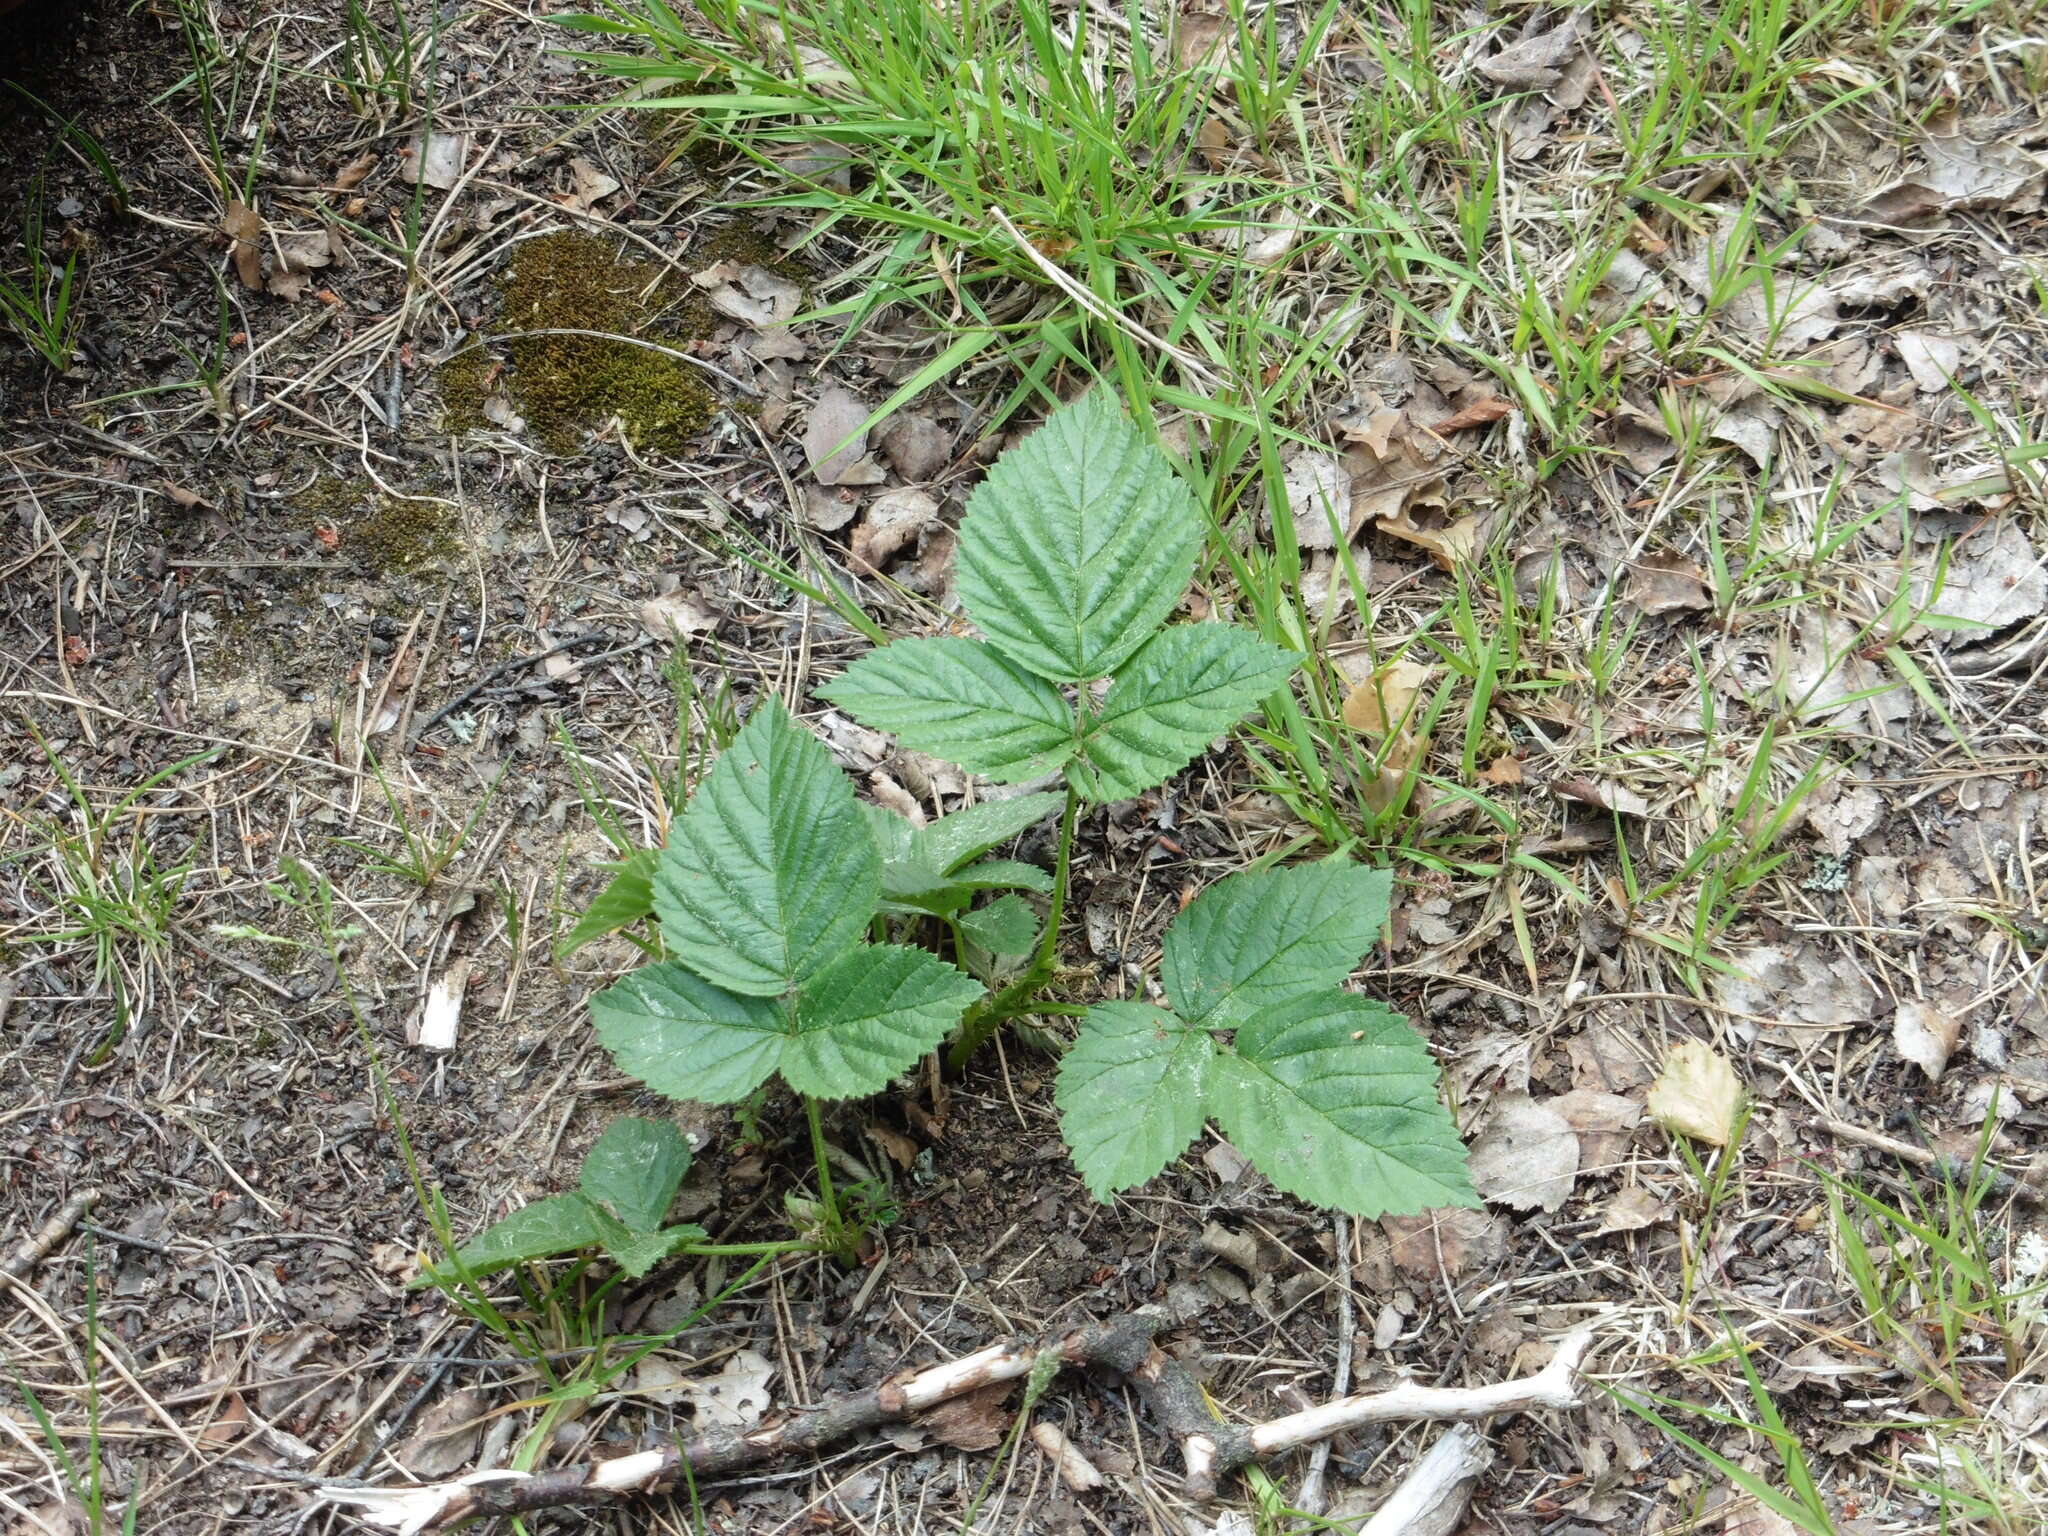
(782, 944), (983, 1099)
(578, 1117), (692, 1233)
(591, 961), (788, 1104)
(821, 637), (1077, 782)
(1055, 1003), (1215, 1199)
(422, 1194), (612, 1283)
(655, 696), (879, 996)
(956, 893), (1040, 956)
(912, 793), (1065, 875)
(1209, 994), (1475, 1218)
(955, 395), (1204, 684)
(1162, 862), (1391, 1029)
(556, 847), (658, 960)
(1076, 626), (1299, 800)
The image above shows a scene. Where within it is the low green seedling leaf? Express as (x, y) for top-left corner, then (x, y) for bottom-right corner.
(1075, 626), (1299, 801)
(424, 1194), (613, 1282)
(822, 638), (1076, 782)
(592, 960), (789, 1103)
(1055, 1003), (1215, 1198)
(556, 847), (658, 959)
(1209, 994), (1478, 1218)
(577, 1116), (692, 1232)
(1163, 862), (1391, 1029)
(785, 944), (985, 1098)
(956, 893), (1040, 956)
(655, 696), (879, 997)
(420, 1115), (709, 1284)
(601, 1223), (705, 1279)
(955, 394), (1204, 685)
(911, 793), (1064, 874)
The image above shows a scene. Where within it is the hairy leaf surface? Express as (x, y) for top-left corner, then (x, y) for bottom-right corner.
(1163, 862), (1390, 1029)
(955, 395), (1203, 683)
(783, 944), (983, 1099)
(1078, 626), (1298, 800)
(1056, 1003), (1215, 1199)
(655, 696), (879, 996)
(822, 637), (1076, 781)
(1209, 994), (1475, 1217)
(591, 961), (788, 1103)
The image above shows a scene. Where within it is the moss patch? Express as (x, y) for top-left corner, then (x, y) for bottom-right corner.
(350, 494), (460, 573)
(436, 342), (498, 435)
(498, 232), (718, 455)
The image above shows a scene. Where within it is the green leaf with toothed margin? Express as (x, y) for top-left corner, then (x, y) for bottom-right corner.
(955, 394), (1204, 684)
(1056, 1002), (1216, 1200)
(1208, 994), (1475, 1219)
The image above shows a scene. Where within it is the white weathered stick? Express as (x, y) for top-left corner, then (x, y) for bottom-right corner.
(315, 1315), (1597, 1531)
(1246, 1327), (1594, 1461)
(1358, 1424), (1493, 1536)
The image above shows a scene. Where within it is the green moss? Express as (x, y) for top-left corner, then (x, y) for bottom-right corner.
(350, 494), (460, 573)
(691, 221), (812, 292)
(498, 232), (718, 456)
(437, 342), (498, 434)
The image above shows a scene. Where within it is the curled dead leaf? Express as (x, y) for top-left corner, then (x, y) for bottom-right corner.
(1893, 1000), (1960, 1081)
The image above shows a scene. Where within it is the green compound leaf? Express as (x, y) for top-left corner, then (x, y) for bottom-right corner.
(1076, 626), (1299, 801)
(821, 637), (1076, 783)
(655, 696), (879, 996)
(556, 847), (658, 960)
(423, 1194), (612, 1282)
(783, 944), (984, 1099)
(912, 793), (1065, 875)
(1163, 862), (1390, 1030)
(955, 395), (1204, 685)
(590, 961), (789, 1104)
(1208, 994), (1476, 1218)
(1056, 1003), (1216, 1200)
(578, 1117), (692, 1233)
(956, 893), (1040, 956)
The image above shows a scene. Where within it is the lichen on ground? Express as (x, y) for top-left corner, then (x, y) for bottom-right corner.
(497, 232), (719, 455)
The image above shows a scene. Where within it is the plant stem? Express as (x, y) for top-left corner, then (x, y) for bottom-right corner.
(947, 786), (1081, 1069)
(802, 1095), (839, 1230)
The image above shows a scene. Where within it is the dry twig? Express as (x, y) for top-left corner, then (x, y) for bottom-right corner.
(315, 1312), (1594, 1532)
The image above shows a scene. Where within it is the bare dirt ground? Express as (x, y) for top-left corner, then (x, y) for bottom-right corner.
(3, 3), (2047, 1535)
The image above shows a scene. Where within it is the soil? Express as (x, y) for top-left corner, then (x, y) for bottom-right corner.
(2, 5), (2044, 1536)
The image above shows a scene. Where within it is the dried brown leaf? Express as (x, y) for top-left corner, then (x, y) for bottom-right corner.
(1465, 1094), (1579, 1212)
(919, 1380), (1013, 1452)
(222, 200), (264, 290)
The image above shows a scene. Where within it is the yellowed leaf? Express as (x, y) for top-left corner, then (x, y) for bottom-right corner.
(1342, 658), (1432, 737)
(1646, 1040), (1744, 1147)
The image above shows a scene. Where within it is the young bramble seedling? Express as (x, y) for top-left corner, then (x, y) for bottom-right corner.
(824, 394), (1299, 1061)
(1056, 862), (1476, 1218)
(586, 697), (985, 1252)
(822, 394), (1298, 803)
(420, 1117), (708, 1284)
